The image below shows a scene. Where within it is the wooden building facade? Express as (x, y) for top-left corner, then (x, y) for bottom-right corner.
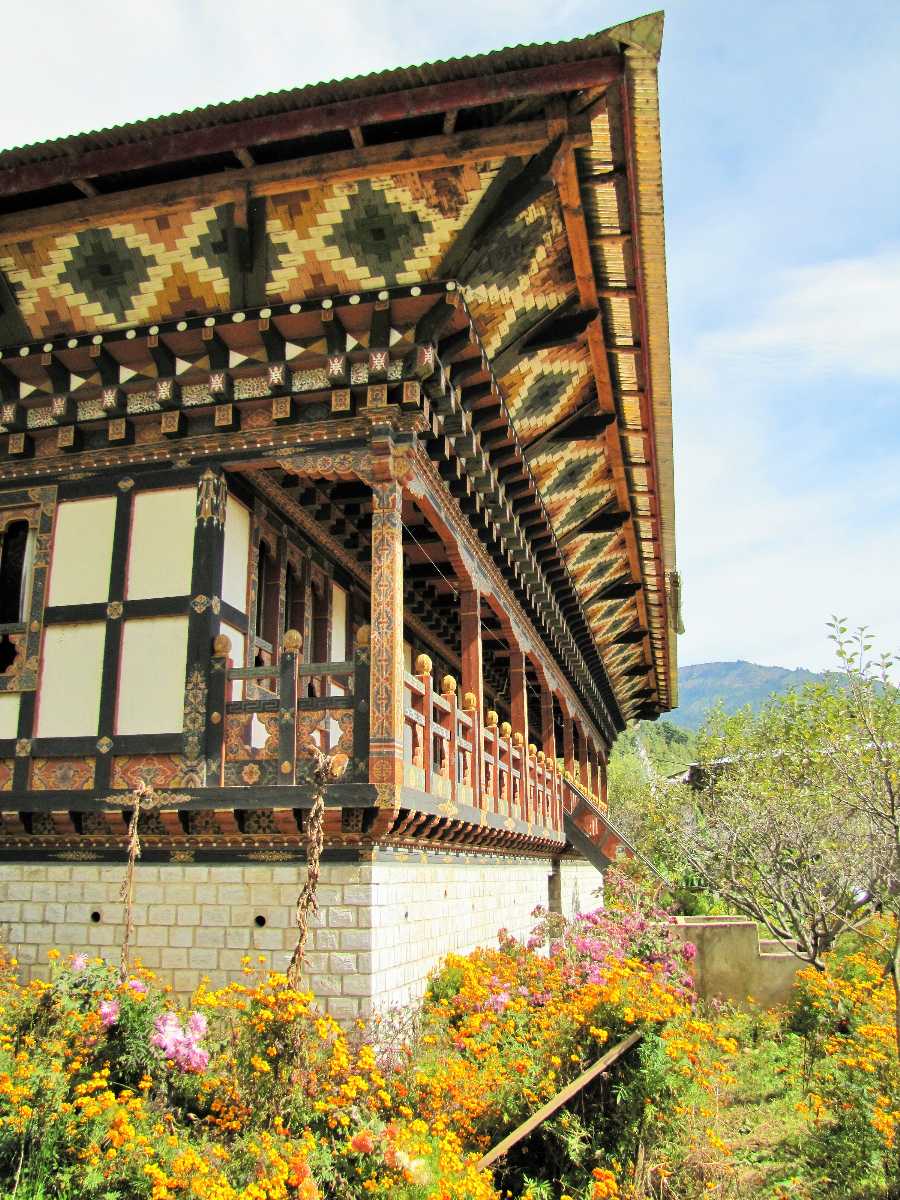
(0, 13), (677, 1011)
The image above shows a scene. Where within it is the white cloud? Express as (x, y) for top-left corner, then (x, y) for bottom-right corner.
(698, 246), (900, 381)
(673, 246), (900, 671)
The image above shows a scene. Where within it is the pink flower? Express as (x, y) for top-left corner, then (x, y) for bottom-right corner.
(127, 978), (148, 994)
(681, 941), (697, 961)
(151, 1010), (209, 1073)
(99, 999), (120, 1028)
(70, 953), (88, 973)
(151, 1012), (182, 1056)
(186, 1011), (208, 1039)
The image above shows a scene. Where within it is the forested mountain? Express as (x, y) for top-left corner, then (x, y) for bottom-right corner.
(664, 660), (826, 730)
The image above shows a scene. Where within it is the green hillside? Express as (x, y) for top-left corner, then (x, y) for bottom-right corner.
(665, 660), (826, 730)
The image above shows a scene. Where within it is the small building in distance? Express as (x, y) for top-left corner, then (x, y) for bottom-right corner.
(0, 12), (676, 1018)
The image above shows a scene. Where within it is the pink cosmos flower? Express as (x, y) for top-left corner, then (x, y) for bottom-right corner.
(99, 999), (120, 1028)
(151, 1010), (209, 1073)
(681, 941), (697, 961)
(187, 1011), (208, 1039)
(70, 953), (88, 973)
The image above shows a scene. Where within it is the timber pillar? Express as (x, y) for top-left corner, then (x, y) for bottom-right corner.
(368, 479), (405, 787)
(562, 711), (576, 779)
(509, 648), (529, 748)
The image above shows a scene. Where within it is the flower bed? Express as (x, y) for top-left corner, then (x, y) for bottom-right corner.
(0, 901), (714, 1200)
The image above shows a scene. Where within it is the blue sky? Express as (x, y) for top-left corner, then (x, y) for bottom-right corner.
(1, 1), (898, 671)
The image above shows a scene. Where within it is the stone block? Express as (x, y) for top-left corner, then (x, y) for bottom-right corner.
(252, 928), (288, 952)
(338, 928), (370, 951)
(136, 927), (168, 948)
(147, 906), (177, 926)
(341, 974), (371, 996)
(328, 907), (357, 928)
(176, 906), (201, 926)
(309, 973), (342, 997)
(326, 996), (362, 1020)
(329, 953), (358, 975)
(173, 969), (200, 992)
(161, 948), (189, 968)
(201, 906), (230, 927)
(196, 927), (226, 949)
(188, 947), (219, 970)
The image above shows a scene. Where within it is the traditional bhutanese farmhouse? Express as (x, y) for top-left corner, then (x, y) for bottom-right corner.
(0, 12), (676, 1018)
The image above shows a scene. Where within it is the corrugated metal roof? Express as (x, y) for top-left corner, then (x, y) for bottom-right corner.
(0, 14), (662, 165)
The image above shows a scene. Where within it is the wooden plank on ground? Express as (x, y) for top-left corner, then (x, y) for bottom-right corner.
(475, 1029), (642, 1170)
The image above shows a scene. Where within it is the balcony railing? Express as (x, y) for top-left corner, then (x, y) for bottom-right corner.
(206, 631), (625, 861)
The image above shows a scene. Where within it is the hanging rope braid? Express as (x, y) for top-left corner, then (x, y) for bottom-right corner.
(286, 748), (348, 989)
(101, 781), (188, 979)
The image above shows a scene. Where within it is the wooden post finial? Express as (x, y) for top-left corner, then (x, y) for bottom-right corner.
(500, 720), (512, 738)
(415, 652), (433, 676)
(486, 709), (499, 729)
(463, 691), (477, 711)
(212, 633), (232, 657)
(441, 674), (457, 695)
(283, 628), (303, 653)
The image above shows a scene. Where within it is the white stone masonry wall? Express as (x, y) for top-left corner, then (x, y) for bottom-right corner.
(0, 854), (600, 1020)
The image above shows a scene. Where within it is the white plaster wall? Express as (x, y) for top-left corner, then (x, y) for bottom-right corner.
(221, 495), (250, 612)
(35, 622), (106, 737)
(115, 616), (189, 734)
(47, 496), (117, 606)
(330, 582), (347, 661)
(0, 693), (20, 739)
(126, 488), (196, 600)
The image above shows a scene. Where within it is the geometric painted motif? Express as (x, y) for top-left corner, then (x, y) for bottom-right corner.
(266, 161), (502, 300)
(0, 205), (231, 337)
(461, 192), (573, 355)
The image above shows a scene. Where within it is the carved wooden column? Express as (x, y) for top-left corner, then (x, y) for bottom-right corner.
(577, 721), (590, 794)
(459, 589), (483, 713)
(540, 686), (556, 762)
(562, 710), (576, 780)
(509, 648), (528, 749)
(368, 479), (405, 788)
(459, 588), (483, 806)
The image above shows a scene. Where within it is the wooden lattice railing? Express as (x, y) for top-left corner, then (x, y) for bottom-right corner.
(209, 630), (369, 787)
(204, 628), (628, 862)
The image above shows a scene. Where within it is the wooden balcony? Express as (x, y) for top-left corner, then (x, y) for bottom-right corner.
(212, 630), (631, 866)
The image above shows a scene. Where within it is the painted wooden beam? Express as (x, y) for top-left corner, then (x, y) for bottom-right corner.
(0, 58), (620, 200)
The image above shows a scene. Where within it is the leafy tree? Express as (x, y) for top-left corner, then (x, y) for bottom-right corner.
(680, 622), (900, 1004)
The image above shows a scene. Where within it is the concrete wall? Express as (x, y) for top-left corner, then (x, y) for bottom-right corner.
(0, 854), (601, 1020)
(671, 916), (802, 1009)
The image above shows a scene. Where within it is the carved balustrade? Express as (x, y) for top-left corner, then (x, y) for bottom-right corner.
(211, 629), (370, 787)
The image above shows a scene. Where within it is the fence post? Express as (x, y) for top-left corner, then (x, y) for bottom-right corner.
(277, 629), (301, 785)
(417, 653), (433, 795)
(352, 625), (371, 776)
(206, 634), (230, 788)
(442, 675), (459, 806)
(484, 709), (498, 810)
